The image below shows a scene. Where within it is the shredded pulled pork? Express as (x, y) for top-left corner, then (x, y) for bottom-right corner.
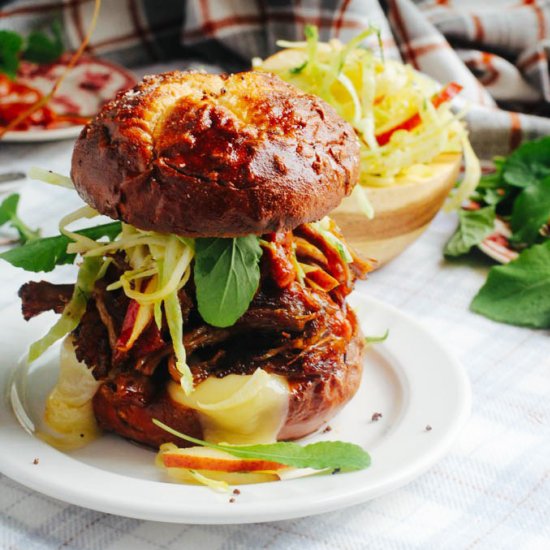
(19, 281), (73, 321)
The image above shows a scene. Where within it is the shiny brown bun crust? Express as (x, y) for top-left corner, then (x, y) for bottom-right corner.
(71, 71), (360, 237)
(279, 323), (364, 440)
(92, 326), (365, 448)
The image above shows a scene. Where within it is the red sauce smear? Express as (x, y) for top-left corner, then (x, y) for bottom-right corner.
(0, 74), (89, 131)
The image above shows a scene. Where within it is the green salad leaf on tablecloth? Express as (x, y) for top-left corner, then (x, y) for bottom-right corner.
(444, 137), (550, 328)
(503, 136), (550, 188)
(471, 241), (550, 328)
(444, 206), (496, 258)
(510, 178), (550, 245)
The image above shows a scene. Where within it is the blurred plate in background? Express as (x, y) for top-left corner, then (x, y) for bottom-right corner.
(2, 54), (136, 143)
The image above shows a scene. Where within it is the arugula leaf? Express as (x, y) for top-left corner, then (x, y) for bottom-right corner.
(194, 236), (262, 328)
(0, 30), (24, 79)
(472, 170), (510, 206)
(24, 21), (63, 64)
(510, 177), (550, 245)
(504, 137), (550, 188)
(446, 138), (550, 328)
(444, 206), (496, 258)
(0, 193), (40, 243)
(0, 194), (17, 227)
(154, 419), (371, 472)
(471, 241), (550, 328)
(481, 187), (508, 206)
(0, 222), (121, 272)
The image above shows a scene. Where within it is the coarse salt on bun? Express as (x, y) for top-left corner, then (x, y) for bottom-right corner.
(71, 71), (360, 237)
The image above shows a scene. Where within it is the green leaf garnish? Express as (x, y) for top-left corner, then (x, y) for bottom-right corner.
(23, 21), (63, 64)
(444, 137), (550, 328)
(153, 419), (371, 472)
(503, 136), (550, 188)
(0, 22), (65, 78)
(0, 222), (121, 272)
(0, 30), (24, 79)
(472, 169), (509, 206)
(444, 206), (496, 258)
(471, 241), (550, 328)
(194, 236), (262, 328)
(510, 177), (550, 245)
(0, 193), (40, 243)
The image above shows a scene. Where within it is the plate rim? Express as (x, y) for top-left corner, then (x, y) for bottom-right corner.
(0, 293), (471, 524)
(1, 125), (84, 143)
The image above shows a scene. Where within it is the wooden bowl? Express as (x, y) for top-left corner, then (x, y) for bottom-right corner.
(332, 154), (461, 267)
(255, 52), (461, 268)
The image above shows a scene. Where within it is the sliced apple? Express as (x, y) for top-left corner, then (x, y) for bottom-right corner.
(156, 444), (283, 486)
(160, 446), (287, 472)
(164, 467), (279, 487)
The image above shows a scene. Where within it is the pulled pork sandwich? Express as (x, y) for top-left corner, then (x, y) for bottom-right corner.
(15, 71), (371, 452)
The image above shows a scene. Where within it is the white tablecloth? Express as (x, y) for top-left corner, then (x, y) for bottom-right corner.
(0, 139), (549, 550)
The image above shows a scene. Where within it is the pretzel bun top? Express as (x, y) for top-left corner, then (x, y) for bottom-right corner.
(71, 71), (359, 237)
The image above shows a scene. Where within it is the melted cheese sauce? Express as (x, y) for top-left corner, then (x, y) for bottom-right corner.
(40, 337), (101, 451)
(168, 369), (290, 445)
(43, 341), (289, 453)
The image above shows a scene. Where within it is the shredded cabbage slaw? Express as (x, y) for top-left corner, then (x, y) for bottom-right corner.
(29, 204), (196, 394)
(253, 25), (480, 211)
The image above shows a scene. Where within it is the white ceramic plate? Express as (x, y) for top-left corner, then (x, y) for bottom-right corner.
(0, 293), (471, 524)
(1, 125), (83, 143)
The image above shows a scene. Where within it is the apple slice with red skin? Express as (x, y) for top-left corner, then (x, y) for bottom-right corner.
(161, 446), (287, 472)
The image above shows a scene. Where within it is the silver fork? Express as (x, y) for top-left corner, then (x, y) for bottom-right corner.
(0, 172), (25, 185)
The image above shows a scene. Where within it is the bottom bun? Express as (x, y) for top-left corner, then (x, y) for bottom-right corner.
(93, 326), (365, 448)
(279, 331), (364, 440)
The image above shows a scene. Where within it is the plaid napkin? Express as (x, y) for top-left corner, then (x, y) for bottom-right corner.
(3, 0), (550, 158)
